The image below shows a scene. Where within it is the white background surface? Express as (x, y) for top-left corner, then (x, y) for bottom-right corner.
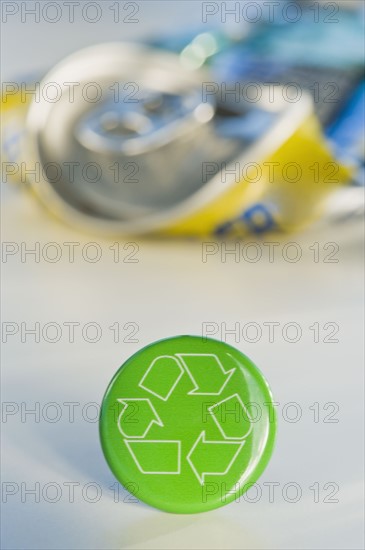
(1, 2), (364, 549)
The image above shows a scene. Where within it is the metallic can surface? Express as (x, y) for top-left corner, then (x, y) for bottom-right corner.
(2, 42), (352, 236)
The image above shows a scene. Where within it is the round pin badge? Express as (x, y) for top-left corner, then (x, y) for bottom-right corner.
(99, 335), (277, 513)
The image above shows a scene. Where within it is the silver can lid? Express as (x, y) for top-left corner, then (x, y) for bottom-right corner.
(25, 42), (215, 224)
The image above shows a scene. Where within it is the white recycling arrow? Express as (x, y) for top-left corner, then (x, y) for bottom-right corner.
(208, 393), (253, 440)
(187, 431), (245, 485)
(139, 355), (184, 401)
(117, 398), (163, 439)
(176, 353), (235, 395)
(124, 439), (181, 474)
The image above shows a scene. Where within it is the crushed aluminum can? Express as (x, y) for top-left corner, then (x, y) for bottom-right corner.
(1, 42), (352, 236)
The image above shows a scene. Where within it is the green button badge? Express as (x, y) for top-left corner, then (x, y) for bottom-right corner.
(99, 336), (277, 513)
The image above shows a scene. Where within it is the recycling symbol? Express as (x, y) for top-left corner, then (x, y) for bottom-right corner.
(116, 353), (253, 485)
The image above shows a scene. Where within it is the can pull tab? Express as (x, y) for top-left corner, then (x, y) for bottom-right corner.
(74, 91), (214, 157)
(99, 110), (153, 136)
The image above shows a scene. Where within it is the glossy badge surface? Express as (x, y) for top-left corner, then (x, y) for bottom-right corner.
(99, 336), (277, 513)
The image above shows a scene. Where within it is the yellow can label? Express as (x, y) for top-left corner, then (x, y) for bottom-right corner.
(165, 114), (352, 237)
